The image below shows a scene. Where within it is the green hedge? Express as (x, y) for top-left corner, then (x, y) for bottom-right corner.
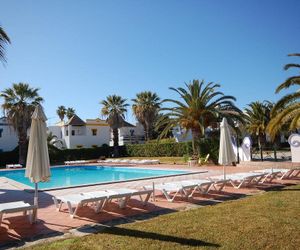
(49, 145), (111, 164)
(122, 138), (219, 162)
(0, 139), (219, 167)
(0, 145), (112, 167)
(0, 148), (19, 166)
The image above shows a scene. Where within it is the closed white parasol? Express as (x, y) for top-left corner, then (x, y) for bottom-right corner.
(218, 117), (236, 179)
(25, 104), (51, 221)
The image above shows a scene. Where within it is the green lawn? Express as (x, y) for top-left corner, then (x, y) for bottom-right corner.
(25, 184), (300, 250)
(118, 156), (187, 164)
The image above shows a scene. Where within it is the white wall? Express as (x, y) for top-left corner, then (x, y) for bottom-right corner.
(0, 118), (18, 152)
(110, 123), (145, 146)
(68, 125), (110, 148)
(172, 126), (193, 142)
(48, 123), (111, 149)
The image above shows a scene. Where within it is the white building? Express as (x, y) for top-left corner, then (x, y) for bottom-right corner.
(172, 126), (193, 142)
(48, 115), (111, 149)
(109, 121), (145, 146)
(0, 117), (18, 152)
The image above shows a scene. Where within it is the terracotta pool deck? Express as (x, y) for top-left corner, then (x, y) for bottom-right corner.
(0, 163), (299, 248)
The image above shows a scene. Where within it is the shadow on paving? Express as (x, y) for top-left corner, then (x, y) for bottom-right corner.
(0, 218), (64, 250)
(0, 188), (54, 209)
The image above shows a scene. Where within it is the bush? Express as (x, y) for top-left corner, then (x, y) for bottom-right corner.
(0, 139), (219, 167)
(0, 147), (19, 167)
(49, 146), (112, 164)
(123, 138), (219, 162)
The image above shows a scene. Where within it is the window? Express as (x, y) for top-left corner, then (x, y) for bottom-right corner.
(71, 130), (75, 136)
(66, 130), (68, 136)
(92, 129), (97, 136)
(0, 128), (3, 137)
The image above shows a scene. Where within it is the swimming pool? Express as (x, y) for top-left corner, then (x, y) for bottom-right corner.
(0, 166), (190, 190)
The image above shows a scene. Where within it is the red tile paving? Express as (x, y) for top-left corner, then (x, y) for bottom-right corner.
(0, 163), (299, 247)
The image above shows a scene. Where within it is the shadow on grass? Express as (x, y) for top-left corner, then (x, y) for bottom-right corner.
(255, 183), (299, 192)
(102, 226), (220, 247)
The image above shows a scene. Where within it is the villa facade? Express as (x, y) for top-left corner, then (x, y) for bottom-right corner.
(48, 116), (111, 149)
(48, 115), (145, 149)
(109, 121), (145, 146)
(0, 117), (18, 152)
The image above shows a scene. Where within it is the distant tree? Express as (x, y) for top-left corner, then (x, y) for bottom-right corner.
(56, 105), (66, 121)
(157, 80), (242, 157)
(132, 91), (161, 141)
(100, 95), (129, 157)
(245, 101), (272, 161)
(268, 53), (300, 139)
(66, 107), (76, 120)
(0, 26), (11, 64)
(0, 83), (43, 164)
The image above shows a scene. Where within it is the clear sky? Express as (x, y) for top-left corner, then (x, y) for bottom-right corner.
(0, 0), (299, 125)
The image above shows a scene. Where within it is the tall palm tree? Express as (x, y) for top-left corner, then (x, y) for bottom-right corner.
(0, 26), (11, 64)
(0, 83), (43, 164)
(132, 91), (161, 141)
(268, 53), (300, 139)
(100, 95), (129, 157)
(157, 79), (242, 156)
(245, 101), (272, 161)
(66, 107), (76, 120)
(56, 105), (66, 122)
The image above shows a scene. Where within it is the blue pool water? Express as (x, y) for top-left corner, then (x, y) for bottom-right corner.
(0, 166), (189, 189)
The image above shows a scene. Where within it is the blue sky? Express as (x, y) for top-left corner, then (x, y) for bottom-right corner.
(0, 0), (299, 125)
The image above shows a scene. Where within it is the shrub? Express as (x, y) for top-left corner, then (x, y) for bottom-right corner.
(0, 139), (219, 167)
(124, 139), (219, 162)
(49, 146), (112, 164)
(0, 147), (19, 167)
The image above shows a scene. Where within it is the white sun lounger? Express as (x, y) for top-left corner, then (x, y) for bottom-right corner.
(209, 172), (266, 189)
(6, 164), (23, 169)
(144, 182), (187, 202)
(268, 168), (300, 179)
(144, 180), (213, 202)
(52, 192), (108, 218)
(0, 201), (36, 225)
(53, 188), (153, 218)
(178, 179), (214, 197)
(252, 169), (282, 183)
(100, 188), (153, 208)
(206, 178), (231, 191)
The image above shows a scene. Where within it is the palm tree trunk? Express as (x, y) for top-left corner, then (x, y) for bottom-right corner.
(112, 128), (119, 157)
(191, 128), (201, 157)
(18, 133), (28, 165)
(148, 124), (153, 140)
(142, 122), (147, 141)
(145, 122), (152, 141)
(258, 135), (263, 161)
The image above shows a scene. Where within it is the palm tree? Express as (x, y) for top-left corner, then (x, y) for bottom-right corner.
(66, 107), (76, 120)
(0, 83), (43, 164)
(56, 105), (66, 122)
(100, 95), (129, 157)
(268, 53), (300, 139)
(132, 91), (161, 141)
(245, 101), (272, 161)
(0, 26), (11, 64)
(157, 79), (242, 156)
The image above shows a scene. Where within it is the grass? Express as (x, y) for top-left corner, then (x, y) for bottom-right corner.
(117, 156), (187, 164)
(25, 184), (300, 250)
